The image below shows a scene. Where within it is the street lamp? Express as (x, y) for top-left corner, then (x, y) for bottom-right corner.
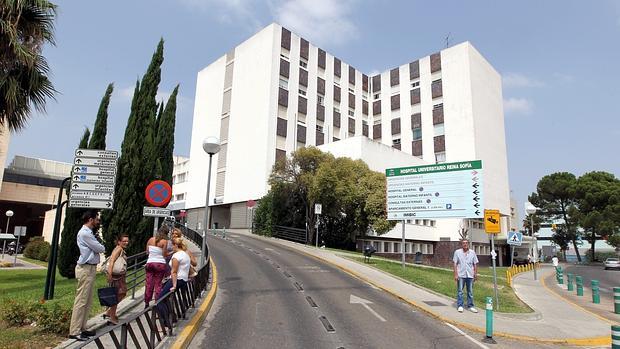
(2, 210), (14, 259)
(525, 202), (539, 280)
(201, 136), (220, 267)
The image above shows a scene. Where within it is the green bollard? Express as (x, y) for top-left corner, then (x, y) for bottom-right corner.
(614, 287), (620, 314)
(482, 296), (496, 344)
(612, 325), (620, 349)
(567, 273), (574, 291)
(576, 276), (583, 296)
(557, 267), (564, 284)
(591, 280), (600, 304)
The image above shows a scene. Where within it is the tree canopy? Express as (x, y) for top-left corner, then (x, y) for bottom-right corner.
(254, 147), (395, 249)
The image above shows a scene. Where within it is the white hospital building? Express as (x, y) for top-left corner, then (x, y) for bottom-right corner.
(184, 23), (512, 266)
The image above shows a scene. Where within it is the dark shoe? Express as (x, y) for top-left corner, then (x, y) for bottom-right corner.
(81, 330), (96, 337)
(68, 334), (88, 341)
(106, 320), (119, 326)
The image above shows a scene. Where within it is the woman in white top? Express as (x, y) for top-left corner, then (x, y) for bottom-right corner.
(144, 227), (169, 307)
(156, 237), (191, 327)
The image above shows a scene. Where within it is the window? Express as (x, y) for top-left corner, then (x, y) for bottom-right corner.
(175, 193), (185, 201)
(280, 52), (289, 60)
(334, 81), (340, 87)
(394, 242), (400, 253)
(384, 242), (390, 253)
(348, 108), (354, 116)
(412, 127), (422, 140)
(373, 92), (381, 100)
(435, 152), (446, 163)
(434, 123), (445, 136)
(430, 220), (436, 227)
(392, 138), (401, 146)
(423, 219), (428, 226)
(415, 219), (420, 225)
(316, 125), (324, 133)
(434, 103), (444, 110)
(176, 172), (187, 183)
(300, 58), (308, 68)
(318, 95), (325, 106)
(411, 81), (420, 88)
(299, 85), (307, 96)
(348, 87), (355, 94)
(279, 77), (288, 89)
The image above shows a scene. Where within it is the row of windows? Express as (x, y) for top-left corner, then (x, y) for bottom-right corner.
(362, 240), (435, 254)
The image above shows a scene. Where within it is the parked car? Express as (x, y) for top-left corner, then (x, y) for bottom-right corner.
(604, 257), (620, 270)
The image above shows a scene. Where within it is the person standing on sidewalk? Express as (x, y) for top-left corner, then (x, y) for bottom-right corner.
(453, 239), (479, 313)
(144, 227), (169, 307)
(105, 234), (129, 325)
(69, 210), (105, 341)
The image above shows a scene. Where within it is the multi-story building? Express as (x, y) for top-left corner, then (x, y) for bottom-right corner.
(185, 23), (511, 264)
(168, 156), (190, 212)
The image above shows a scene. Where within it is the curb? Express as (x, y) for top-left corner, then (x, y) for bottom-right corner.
(242, 234), (611, 347)
(170, 258), (218, 349)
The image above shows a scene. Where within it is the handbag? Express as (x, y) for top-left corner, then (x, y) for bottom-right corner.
(97, 286), (118, 307)
(101, 250), (127, 275)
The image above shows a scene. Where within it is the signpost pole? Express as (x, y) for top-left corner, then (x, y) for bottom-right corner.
(401, 220), (406, 268)
(315, 219), (319, 249)
(490, 233), (499, 310)
(153, 217), (159, 237)
(510, 245), (514, 267)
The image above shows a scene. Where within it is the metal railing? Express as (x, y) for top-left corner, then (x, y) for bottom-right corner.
(173, 222), (203, 249)
(76, 231), (211, 349)
(76, 262), (211, 349)
(273, 225), (307, 244)
(125, 251), (148, 300)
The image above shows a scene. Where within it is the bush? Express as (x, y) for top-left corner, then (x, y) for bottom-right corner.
(23, 237), (50, 262)
(253, 193), (273, 237)
(0, 299), (71, 334)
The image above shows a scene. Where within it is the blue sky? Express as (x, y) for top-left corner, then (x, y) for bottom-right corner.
(7, 0), (620, 219)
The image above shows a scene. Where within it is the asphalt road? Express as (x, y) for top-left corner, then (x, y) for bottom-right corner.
(190, 233), (484, 349)
(563, 264), (620, 299)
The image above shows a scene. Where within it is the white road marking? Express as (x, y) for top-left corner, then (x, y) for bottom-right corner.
(264, 248), (281, 255)
(444, 322), (490, 349)
(350, 294), (386, 322)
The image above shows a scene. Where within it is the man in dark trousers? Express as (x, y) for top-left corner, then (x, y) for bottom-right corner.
(68, 210), (105, 341)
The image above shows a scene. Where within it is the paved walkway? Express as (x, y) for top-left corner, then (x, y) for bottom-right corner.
(543, 265), (620, 323)
(228, 229), (613, 346)
(0, 254), (46, 269)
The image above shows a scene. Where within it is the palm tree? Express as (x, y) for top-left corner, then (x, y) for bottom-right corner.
(0, 0), (57, 132)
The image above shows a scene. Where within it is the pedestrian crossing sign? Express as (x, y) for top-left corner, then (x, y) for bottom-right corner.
(507, 231), (523, 246)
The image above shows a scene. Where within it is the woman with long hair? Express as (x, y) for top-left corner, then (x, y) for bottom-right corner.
(156, 237), (192, 327)
(144, 226), (169, 307)
(105, 234), (129, 324)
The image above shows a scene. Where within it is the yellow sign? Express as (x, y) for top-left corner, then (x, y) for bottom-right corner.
(484, 209), (501, 234)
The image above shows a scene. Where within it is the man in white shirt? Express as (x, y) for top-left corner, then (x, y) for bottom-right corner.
(69, 210), (105, 341)
(453, 239), (479, 313)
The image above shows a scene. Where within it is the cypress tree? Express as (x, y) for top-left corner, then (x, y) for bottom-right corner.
(103, 39), (164, 255)
(57, 128), (90, 278)
(155, 85), (178, 184)
(88, 83), (113, 150)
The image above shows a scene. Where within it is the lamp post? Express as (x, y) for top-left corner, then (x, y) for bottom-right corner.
(202, 136), (220, 267)
(525, 202), (539, 280)
(2, 210), (13, 259)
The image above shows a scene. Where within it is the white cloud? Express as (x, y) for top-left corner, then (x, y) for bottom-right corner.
(504, 97), (533, 115)
(502, 73), (544, 88)
(273, 0), (359, 47)
(178, 0), (262, 30)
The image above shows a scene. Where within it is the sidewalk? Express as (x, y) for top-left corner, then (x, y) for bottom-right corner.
(543, 266), (620, 323)
(230, 229), (612, 346)
(0, 254), (46, 269)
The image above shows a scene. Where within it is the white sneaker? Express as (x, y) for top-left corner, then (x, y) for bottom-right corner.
(457, 306), (464, 312)
(469, 307), (478, 313)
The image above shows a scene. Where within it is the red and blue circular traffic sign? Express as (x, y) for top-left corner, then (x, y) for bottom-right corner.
(145, 180), (172, 207)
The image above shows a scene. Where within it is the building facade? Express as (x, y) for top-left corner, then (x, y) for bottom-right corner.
(185, 23), (511, 263)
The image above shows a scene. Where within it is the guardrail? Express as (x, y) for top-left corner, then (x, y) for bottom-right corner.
(273, 225), (307, 244)
(125, 251), (148, 300)
(76, 227), (211, 349)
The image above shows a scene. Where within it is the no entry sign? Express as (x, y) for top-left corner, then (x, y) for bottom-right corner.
(145, 180), (172, 207)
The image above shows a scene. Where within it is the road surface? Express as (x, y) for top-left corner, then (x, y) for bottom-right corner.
(189, 233), (575, 349)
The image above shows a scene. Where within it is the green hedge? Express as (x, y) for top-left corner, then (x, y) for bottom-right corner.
(23, 237), (50, 262)
(0, 299), (72, 334)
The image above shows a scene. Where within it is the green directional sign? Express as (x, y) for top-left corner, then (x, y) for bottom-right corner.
(385, 160), (484, 220)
